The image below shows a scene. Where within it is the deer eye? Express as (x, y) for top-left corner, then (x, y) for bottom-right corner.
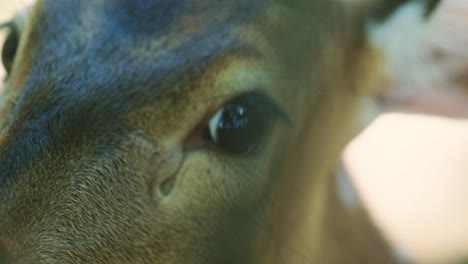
(1, 25), (19, 76)
(207, 92), (290, 155)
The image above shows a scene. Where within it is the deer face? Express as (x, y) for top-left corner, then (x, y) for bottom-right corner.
(0, 0), (439, 263)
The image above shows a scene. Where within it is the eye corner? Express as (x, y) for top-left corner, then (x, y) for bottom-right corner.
(250, 92), (293, 126)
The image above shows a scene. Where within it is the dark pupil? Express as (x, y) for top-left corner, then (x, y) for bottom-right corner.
(217, 95), (271, 154)
(2, 28), (19, 74)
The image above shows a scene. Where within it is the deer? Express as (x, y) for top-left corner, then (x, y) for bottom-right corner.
(0, 0), (442, 263)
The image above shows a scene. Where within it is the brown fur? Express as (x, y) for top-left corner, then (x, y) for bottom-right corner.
(0, 0), (437, 263)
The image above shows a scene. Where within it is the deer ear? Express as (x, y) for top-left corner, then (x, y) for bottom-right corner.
(362, 0), (468, 120)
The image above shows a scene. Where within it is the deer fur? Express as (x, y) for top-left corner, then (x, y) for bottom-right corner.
(0, 0), (439, 263)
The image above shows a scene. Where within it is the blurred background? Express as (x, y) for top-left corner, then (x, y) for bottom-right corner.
(344, 1), (468, 263)
(1, 0), (467, 263)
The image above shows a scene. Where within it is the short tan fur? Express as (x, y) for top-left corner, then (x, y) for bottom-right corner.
(0, 0), (439, 263)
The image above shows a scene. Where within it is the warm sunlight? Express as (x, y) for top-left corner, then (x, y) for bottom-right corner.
(345, 114), (468, 263)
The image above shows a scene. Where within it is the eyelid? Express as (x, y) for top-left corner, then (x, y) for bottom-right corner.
(1, 6), (30, 33)
(254, 93), (293, 127)
(207, 91), (293, 127)
(0, 21), (14, 31)
(0, 21), (19, 40)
